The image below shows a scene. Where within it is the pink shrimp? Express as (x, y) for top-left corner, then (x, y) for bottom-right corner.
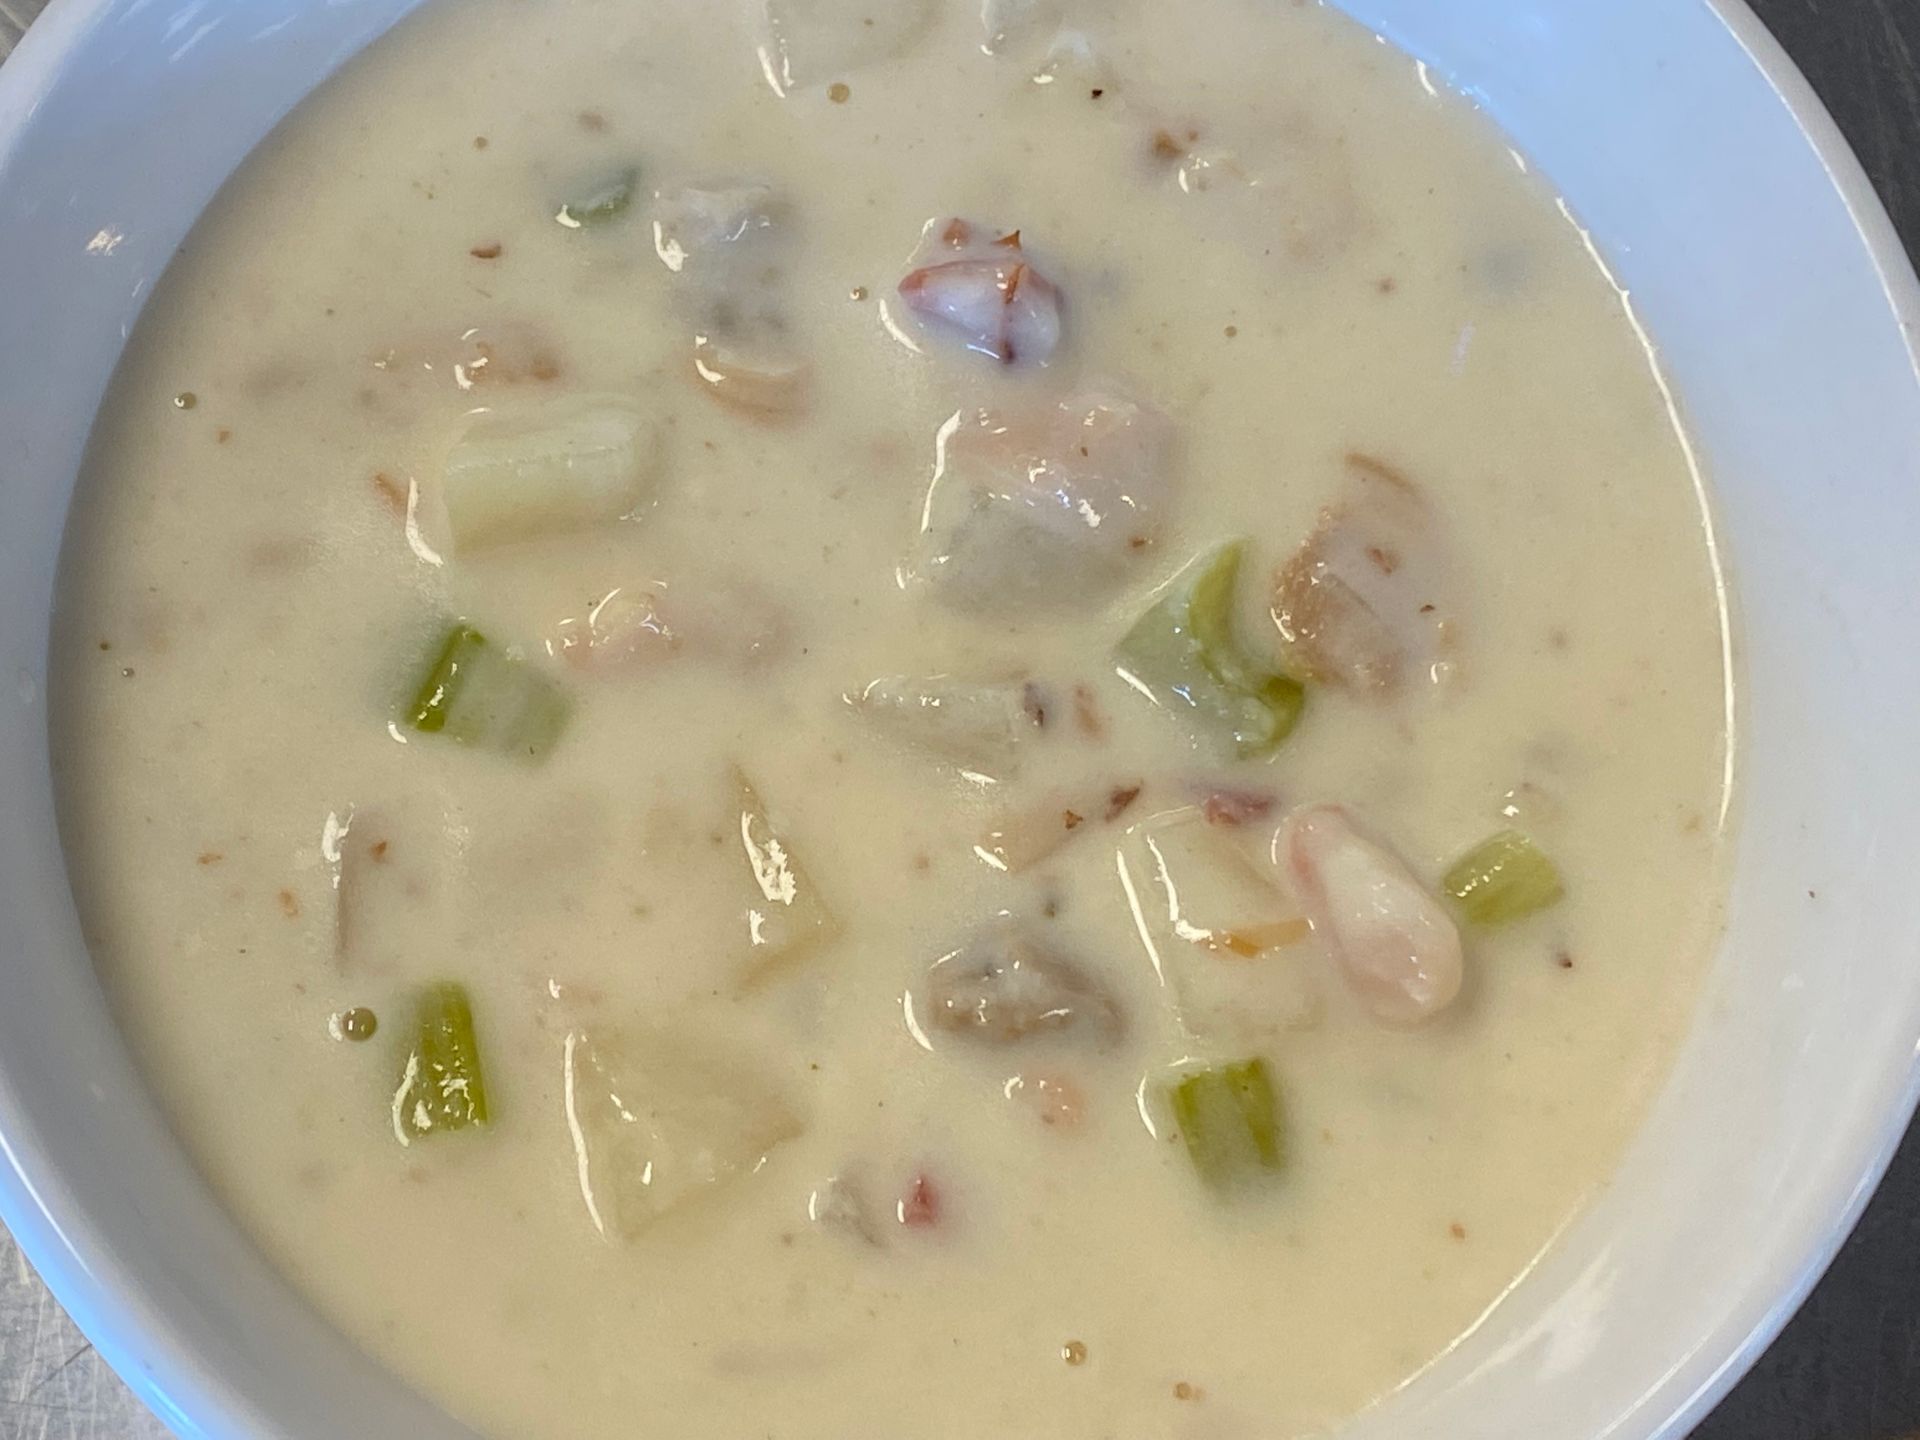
(897, 222), (1062, 365)
(1278, 803), (1463, 1026)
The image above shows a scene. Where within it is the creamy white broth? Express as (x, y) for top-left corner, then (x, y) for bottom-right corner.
(50, 0), (1732, 1436)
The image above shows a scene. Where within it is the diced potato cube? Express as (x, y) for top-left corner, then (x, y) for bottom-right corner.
(562, 1028), (802, 1240)
(1120, 812), (1321, 1040)
(440, 394), (661, 552)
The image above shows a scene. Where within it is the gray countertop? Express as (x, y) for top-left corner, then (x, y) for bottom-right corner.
(0, 1245), (169, 1440)
(4, 1), (1920, 1437)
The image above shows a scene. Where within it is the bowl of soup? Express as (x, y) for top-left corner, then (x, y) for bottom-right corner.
(2, 0), (1919, 1436)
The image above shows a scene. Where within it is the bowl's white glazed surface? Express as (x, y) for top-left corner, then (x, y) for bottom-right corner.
(2, 2), (1919, 1437)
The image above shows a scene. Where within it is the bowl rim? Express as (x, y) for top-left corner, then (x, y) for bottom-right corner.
(1615, 4), (1920, 1429)
(2, 0), (1919, 1436)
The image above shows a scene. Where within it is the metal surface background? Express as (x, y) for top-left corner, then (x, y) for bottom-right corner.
(2, 0), (1918, 1436)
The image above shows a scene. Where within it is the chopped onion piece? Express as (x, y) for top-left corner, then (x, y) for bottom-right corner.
(733, 766), (841, 987)
(851, 674), (1039, 767)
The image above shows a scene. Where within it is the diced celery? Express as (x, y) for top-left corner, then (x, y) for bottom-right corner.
(403, 623), (570, 761)
(1165, 1058), (1284, 1191)
(555, 167), (639, 228)
(1443, 829), (1565, 927)
(391, 982), (490, 1143)
(1117, 543), (1304, 757)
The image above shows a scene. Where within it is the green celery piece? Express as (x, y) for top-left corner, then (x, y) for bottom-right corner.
(556, 167), (639, 228)
(391, 982), (490, 1143)
(407, 624), (483, 734)
(1168, 1059), (1283, 1189)
(403, 623), (570, 761)
(1117, 543), (1305, 756)
(1166, 1058), (1284, 1191)
(1443, 829), (1565, 927)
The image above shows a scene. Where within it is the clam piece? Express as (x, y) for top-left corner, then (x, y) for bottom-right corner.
(1271, 453), (1455, 694)
(910, 386), (1174, 611)
(921, 920), (1126, 1048)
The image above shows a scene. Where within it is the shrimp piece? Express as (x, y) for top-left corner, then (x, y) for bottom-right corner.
(1271, 453), (1455, 694)
(1277, 803), (1462, 1026)
(1005, 1071), (1087, 1128)
(369, 320), (564, 396)
(895, 1172), (942, 1229)
(976, 780), (1142, 872)
(897, 222), (1063, 366)
(550, 585), (679, 672)
(550, 582), (792, 673)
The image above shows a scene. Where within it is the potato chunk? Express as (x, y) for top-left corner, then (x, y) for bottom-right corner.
(440, 394), (660, 553)
(563, 1028), (802, 1240)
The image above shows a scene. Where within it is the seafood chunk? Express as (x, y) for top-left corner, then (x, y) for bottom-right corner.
(851, 674), (1041, 767)
(653, 182), (810, 418)
(979, 0), (1066, 58)
(549, 585), (680, 672)
(1148, 115), (1366, 264)
(652, 183), (786, 287)
(911, 386), (1174, 610)
(921, 921), (1126, 1047)
(751, 0), (938, 97)
(690, 335), (809, 422)
(1271, 453), (1454, 693)
(552, 584), (794, 674)
(1031, 27), (1107, 89)
(897, 220), (1062, 366)
(1276, 803), (1462, 1026)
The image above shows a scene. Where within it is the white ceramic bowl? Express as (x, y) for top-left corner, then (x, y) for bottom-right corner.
(4, 2), (1920, 1436)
